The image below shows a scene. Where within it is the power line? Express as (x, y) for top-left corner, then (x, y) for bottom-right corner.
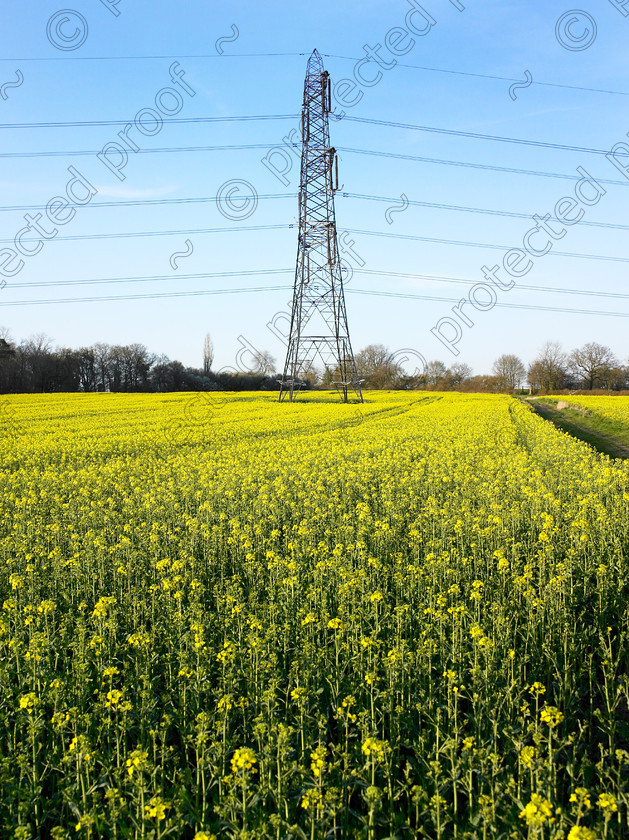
(1, 224), (292, 245)
(2, 49), (627, 98)
(323, 54), (629, 98)
(0, 52), (308, 62)
(342, 116), (629, 158)
(339, 147), (629, 188)
(343, 193), (629, 232)
(345, 228), (629, 264)
(353, 269), (629, 300)
(6, 223), (627, 265)
(2, 142), (627, 189)
(0, 114), (298, 130)
(0, 286), (291, 307)
(12, 266), (629, 302)
(4, 113), (627, 163)
(2, 190), (627, 234)
(3, 282), (629, 318)
(0, 193), (294, 213)
(347, 289), (629, 318)
(15, 269), (293, 289)
(0, 143), (275, 159)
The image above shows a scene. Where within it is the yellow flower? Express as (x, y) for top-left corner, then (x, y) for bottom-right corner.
(89, 635), (105, 652)
(519, 745), (538, 768)
(337, 696), (357, 722)
(127, 631), (150, 648)
(190, 621), (207, 651)
(568, 828), (596, 840)
(125, 749), (149, 777)
(310, 745), (327, 778)
(144, 796), (170, 820)
(361, 737), (388, 760)
(470, 580), (484, 601)
(19, 693), (37, 714)
(230, 747), (257, 775)
(540, 705), (564, 727)
(301, 788), (322, 811)
(75, 816), (94, 831)
(327, 618), (342, 630)
(105, 689), (123, 708)
(569, 787), (591, 809)
(216, 641), (235, 663)
(597, 792), (617, 812)
(69, 736), (93, 762)
(519, 794), (553, 827)
(92, 596), (115, 619)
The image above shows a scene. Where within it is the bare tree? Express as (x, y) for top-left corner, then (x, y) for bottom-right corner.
(255, 350), (276, 376)
(447, 362), (473, 388)
(25, 333), (54, 355)
(425, 359), (447, 388)
(75, 347), (96, 392)
(528, 341), (566, 393)
(92, 343), (112, 391)
(355, 344), (402, 389)
(0, 336), (14, 359)
(606, 364), (629, 391)
(203, 332), (214, 375)
(492, 354), (526, 391)
(23, 333), (55, 392)
(128, 343), (154, 390)
(107, 345), (124, 391)
(567, 342), (617, 390)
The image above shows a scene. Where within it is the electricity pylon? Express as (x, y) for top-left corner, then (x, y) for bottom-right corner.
(279, 50), (363, 403)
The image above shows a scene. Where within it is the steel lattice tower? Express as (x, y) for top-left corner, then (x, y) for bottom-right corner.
(279, 50), (363, 403)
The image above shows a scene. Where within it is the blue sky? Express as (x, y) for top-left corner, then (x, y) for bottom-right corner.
(1, 0), (628, 376)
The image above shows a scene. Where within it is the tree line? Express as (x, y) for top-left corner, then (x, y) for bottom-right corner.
(0, 329), (626, 394)
(0, 332), (278, 394)
(347, 341), (628, 393)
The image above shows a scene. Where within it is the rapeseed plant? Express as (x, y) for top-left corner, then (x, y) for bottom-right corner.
(0, 391), (627, 837)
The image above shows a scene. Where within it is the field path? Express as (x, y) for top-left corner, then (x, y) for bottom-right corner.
(524, 397), (629, 459)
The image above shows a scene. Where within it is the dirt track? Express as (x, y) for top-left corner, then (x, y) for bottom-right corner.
(525, 398), (629, 460)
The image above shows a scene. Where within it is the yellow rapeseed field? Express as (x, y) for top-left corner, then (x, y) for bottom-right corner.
(1, 391), (627, 839)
